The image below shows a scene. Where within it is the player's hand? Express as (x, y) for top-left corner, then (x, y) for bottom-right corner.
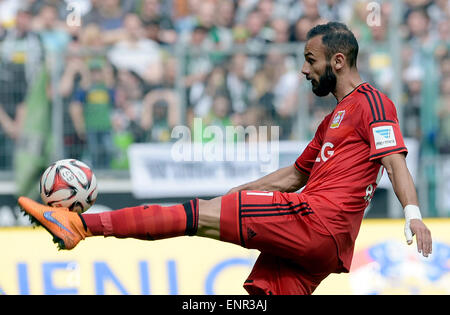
(406, 219), (432, 257)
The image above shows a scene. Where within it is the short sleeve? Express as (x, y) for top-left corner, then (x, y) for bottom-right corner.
(358, 89), (408, 161)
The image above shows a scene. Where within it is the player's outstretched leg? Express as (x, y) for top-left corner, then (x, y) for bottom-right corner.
(18, 196), (204, 250)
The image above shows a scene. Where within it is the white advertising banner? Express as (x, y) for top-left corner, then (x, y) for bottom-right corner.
(128, 139), (418, 198)
(128, 141), (305, 198)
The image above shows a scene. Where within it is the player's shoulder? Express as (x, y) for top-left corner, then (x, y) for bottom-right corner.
(311, 110), (335, 137)
(321, 110), (335, 127)
(354, 82), (396, 122)
(357, 83), (392, 101)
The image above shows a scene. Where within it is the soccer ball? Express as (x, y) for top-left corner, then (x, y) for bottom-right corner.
(40, 159), (98, 213)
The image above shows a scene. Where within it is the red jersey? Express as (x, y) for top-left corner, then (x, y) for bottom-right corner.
(294, 82), (408, 272)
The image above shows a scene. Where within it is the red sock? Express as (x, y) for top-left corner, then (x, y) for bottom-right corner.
(81, 199), (199, 240)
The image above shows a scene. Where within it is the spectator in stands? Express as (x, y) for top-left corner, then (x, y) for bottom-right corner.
(217, 0), (236, 29)
(0, 0), (446, 175)
(180, 0), (232, 56)
(242, 103), (276, 142)
(140, 88), (180, 142)
(250, 49), (299, 139)
(139, 0), (172, 27)
(366, 17), (393, 92)
(79, 23), (108, 56)
(211, 0), (235, 51)
(404, 7), (436, 67)
(402, 66), (423, 139)
(267, 50), (299, 139)
(138, 0), (178, 45)
(59, 22), (111, 107)
(111, 69), (146, 169)
(434, 18), (450, 61)
(244, 9), (269, 48)
(269, 18), (290, 44)
(59, 23), (106, 101)
(437, 61), (450, 154)
(0, 9), (44, 167)
(113, 69), (146, 141)
(159, 55), (178, 89)
(69, 59), (116, 169)
(33, 4), (70, 54)
(441, 52), (450, 78)
(427, 0), (450, 23)
(290, 0), (323, 24)
(256, 0), (275, 27)
(182, 25), (214, 94)
(198, 92), (235, 143)
(405, 6), (431, 40)
(83, 0), (127, 31)
(190, 66), (228, 118)
(293, 16), (315, 42)
(28, 0), (75, 21)
(196, 0), (216, 30)
(231, 22), (248, 44)
(226, 53), (253, 114)
(108, 13), (163, 87)
(403, 7), (441, 149)
(437, 76), (450, 153)
(348, 0), (372, 43)
(173, 0), (201, 35)
(320, 0), (353, 22)
(58, 22), (100, 160)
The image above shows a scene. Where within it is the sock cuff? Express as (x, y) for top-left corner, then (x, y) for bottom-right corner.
(100, 211), (114, 237)
(81, 212), (113, 237)
(182, 198), (199, 236)
(78, 213), (88, 232)
(81, 213), (102, 236)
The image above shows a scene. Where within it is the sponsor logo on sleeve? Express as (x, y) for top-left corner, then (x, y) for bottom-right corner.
(373, 126), (396, 149)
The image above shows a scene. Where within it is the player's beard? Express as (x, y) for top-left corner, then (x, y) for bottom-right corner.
(311, 64), (337, 97)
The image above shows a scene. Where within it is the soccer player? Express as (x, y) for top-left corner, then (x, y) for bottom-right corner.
(18, 22), (432, 295)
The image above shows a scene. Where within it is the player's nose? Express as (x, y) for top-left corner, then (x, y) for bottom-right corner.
(301, 62), (310, 78)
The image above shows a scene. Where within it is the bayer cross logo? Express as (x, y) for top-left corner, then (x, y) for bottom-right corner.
(375, 128), (391, 139)
(330, 110), (345, 129)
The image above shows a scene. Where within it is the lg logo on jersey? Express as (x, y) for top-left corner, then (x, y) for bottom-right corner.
(315, 142), (334, 163)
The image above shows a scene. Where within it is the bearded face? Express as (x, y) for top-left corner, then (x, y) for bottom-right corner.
(302, 36), (338, 97)
(310, 63), (337, 97)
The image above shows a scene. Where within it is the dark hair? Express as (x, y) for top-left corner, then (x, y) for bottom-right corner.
(306, 22), (359, 68)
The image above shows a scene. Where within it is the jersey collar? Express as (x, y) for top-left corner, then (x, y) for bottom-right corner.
(336, 82), (367, 105)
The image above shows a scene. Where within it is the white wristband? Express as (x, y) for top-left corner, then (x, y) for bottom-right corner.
(404, 205), (422, 244)
(404, 205), (422, 222)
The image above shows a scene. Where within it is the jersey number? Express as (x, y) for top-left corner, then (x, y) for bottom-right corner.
(364, 184), (374, 202)
(364, 166), (384, 203)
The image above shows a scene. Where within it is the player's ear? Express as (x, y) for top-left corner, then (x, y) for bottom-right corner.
(332, 53), (346, 71)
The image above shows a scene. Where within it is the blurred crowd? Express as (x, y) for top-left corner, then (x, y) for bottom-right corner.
(0, 0), (448, 171)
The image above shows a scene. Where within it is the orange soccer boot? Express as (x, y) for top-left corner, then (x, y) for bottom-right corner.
(18, 196), (91, 250)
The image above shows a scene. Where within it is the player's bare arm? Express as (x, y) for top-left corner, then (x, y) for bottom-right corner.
(226, 165), (309, 194)
(381, 153), (432, 257)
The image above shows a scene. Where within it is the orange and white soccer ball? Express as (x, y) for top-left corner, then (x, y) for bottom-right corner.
(39, 159), (98, 213)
